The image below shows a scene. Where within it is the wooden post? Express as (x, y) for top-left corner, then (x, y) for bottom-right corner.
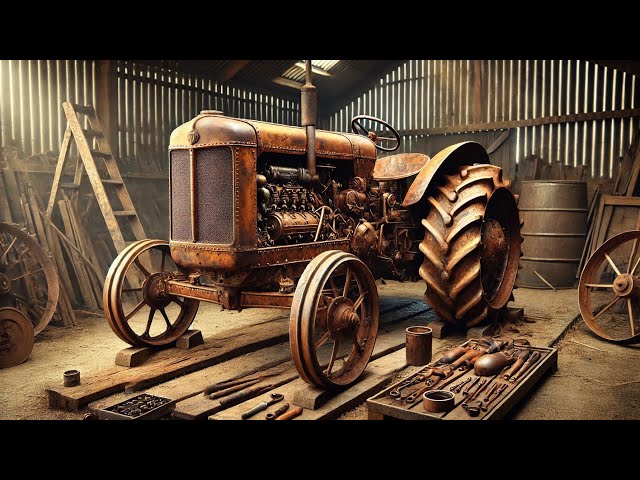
(471, 60), (484, 124)
(95, 60), (117, 154)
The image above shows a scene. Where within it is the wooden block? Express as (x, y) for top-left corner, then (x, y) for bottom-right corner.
(503, 307), (524, 324)
(292, 385), (336, 410)
(115, 347), (154, 367)
(467, 323), (496, 340)
(430, 319), (453, 339)
(176, 330), (204, 350)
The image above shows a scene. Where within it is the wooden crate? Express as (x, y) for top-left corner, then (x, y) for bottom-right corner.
(367, 344), (558, 420)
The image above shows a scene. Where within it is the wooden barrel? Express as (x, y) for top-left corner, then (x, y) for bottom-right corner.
(517, 180), (588, 289)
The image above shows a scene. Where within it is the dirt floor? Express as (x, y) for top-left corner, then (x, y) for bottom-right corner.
(2, 282), (638, 420)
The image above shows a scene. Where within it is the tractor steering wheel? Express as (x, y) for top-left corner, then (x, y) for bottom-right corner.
(351, 115), (400, 152)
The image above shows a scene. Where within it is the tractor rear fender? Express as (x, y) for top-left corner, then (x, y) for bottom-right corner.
(401, 141), (490, 207)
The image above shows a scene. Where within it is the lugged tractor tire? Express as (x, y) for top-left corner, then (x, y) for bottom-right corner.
(419, 164), (522, 328)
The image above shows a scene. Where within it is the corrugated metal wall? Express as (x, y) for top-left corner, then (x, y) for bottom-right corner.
(0, 60), (97, 156)
(0, 60), (300, 165)
(115, 61), (300, 160)
(326, 60), (640, 179)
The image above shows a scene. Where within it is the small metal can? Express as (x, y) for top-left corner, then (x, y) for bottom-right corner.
(63, 369), (80, 387)
(423, 390), (455, 413)
(405, 326), (432, 366)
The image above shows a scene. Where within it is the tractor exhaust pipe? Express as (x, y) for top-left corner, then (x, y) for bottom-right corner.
(301, 59), (317, 179)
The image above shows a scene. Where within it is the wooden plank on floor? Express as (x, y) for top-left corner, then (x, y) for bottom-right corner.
(174, 309), (435, 420)
(88, 343), (294, 411)
(174, 362), (300, 420)
(47, 315), (290, 411)
(211, 348), (410, 420)
(88, 301), (431, 418)
(50, 297), (429, 413)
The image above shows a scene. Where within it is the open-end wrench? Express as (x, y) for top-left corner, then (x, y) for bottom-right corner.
(389, 375), (425, 398)
(266, 403), (290, 420)
(241, 393), (284, 420)
(404, 377), (440, 404)
(462, 377), (480, 396)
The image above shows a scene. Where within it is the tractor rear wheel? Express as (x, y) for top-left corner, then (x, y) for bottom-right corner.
(419, 164), (522, 328)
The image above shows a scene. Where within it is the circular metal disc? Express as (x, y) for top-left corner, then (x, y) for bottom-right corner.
(0, 223), (59, 335)
(0, 307), (34, 368)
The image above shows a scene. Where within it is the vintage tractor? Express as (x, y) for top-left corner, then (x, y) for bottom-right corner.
(104, 61), (522, 389)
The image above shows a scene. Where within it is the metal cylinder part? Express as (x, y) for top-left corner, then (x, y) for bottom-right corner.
(518, 180), (588, 288)
(266, 211), (320, 241)
(423, 390), (455, 413)
(405, 326), (433, 366)
(301, 60), (317, 178)
(63, 369), (80, 387)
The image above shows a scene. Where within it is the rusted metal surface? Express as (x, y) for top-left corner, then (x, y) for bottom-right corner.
(518, 180), (588, 289)
(0, 222), (59, 335)
(422, 390), (455, 413)
(351, 115), (400, 152)
(105, 78), (523, 391)
(579, 230), (640, 344)
(169, 112), (376, 161)
(402, 142), (490, 207)
(0, 307), (34, 368)
(103, 239), (200, 347)
(372, 153), (429, 181)
(301, 60), (318, 178)
(405, 326), (432, 366)
(63, 369), (80, 387)
(289, 251), (379, 389)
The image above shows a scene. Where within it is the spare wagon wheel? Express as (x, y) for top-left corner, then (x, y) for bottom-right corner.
(0, 222), (59, 335)
(579, 230), (640, 344)
(419, 164), (523, 329)
(0, 307), (35, 368)
(290, 250), (379, 389)
(351, 115), (400, 152)
(103, 239), (199, 347)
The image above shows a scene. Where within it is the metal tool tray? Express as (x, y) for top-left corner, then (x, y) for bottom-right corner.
(367, 341), (558, 420)
(97, 393), (176, 420)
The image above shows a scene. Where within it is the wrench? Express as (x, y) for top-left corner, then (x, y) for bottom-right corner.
(404, 377), (440, 404)
(241, 393), (284, 420)
(389, 375), (425, 398)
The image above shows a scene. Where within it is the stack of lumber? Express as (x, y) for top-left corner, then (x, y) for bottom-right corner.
(577, 129), (640, 276)
(0, 147), (108, 325)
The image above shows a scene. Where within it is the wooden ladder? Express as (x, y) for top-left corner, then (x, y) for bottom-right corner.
(46, 102), (146, 253)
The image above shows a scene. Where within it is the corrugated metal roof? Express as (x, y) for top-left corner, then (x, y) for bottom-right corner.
(138, 59), (405, 114)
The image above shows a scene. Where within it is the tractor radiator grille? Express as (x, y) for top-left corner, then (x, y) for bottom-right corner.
(196, 147), (234, 244)
(170, 150), (191, 241)
(169, 147), (234, 244)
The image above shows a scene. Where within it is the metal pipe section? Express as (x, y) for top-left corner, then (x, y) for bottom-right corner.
(301, 59), (317, 179)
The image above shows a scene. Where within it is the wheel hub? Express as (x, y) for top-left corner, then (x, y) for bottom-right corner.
(0, 273), (10, 295)
(327, 296), (360, 331)
(142, 272), (172, 308)
(613, 273), (640, 298)
(481, 219), (509, 270)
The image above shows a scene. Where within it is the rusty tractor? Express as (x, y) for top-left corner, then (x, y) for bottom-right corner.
(104, 61), (522, 389)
